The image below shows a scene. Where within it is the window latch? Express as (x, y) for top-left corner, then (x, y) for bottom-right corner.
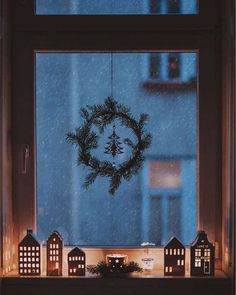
(20, 144), (30, 174)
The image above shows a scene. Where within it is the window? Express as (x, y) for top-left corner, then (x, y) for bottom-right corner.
(150, 53), (161, 79)
(1, 0), (232, 285)
(195, 259), (201, 267)
(35, 0), (198, 15)
(36, 52), (197, 246)
(168, 0), (180, 14)
(204, 249), (211, 257)
(144, 158), (196, 245)
(195, 249), (201, 257)
(168, 53), (180, 79)
(150, 0), (161, 14)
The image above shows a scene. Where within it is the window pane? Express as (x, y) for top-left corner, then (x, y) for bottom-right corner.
(36, 52), (197, 246)
(149, 161), (181, 188)
(35, 0), (198, 15)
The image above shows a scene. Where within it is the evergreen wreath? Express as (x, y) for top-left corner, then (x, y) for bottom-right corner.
(66, 97), (152, 195)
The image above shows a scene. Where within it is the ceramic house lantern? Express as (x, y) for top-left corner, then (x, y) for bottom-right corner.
(164, 237), (185, 276)
(106, 254), (128, 270)
(47, 230), (63, 276)
(18, 229), (41, 276)
(190, 230), (215, 276)
(68, 247), (86, 276)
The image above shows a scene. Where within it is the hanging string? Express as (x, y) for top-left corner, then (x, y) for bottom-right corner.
(110, 52), (113, 98)
(110, 52), (116, 168)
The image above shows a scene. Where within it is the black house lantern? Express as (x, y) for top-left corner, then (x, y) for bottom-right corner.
(190, 231), (215, 276)
(18, 229), (41, 276)
(47, 231), (63, 276)
(164, 237), (185, 276)
(68, 247), (86, 276)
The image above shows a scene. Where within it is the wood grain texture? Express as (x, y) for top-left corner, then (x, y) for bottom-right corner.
(221, 0), (235, 279)
(2, 276), (231, 295)
(0, 0), (14, 276)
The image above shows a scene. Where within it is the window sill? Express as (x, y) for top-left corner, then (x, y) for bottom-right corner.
(1, 271), (231, 295)
(141, 80), (197, 92)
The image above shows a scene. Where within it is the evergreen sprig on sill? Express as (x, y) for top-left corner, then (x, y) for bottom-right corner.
(66, 97), (152, 195)
(87, 261), (142, 276)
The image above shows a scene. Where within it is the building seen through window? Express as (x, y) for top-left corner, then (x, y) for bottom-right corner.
(168, 0), (180, 14)
(168, 53), (181, 79)
(149, 53), (196, 84)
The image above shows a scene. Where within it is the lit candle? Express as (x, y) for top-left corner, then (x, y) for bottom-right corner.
(106, 254), (128, 270)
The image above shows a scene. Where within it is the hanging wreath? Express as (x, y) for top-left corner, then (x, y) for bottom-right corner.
(66, 97), (152, 195)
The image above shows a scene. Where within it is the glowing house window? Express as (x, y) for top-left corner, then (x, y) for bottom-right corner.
(204, 249), (210, 257)
(195, 258), (201, 267)
(195, 249), (201, 257)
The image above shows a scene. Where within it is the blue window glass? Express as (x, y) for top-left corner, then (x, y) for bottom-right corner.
(36, 52), (197, 246)
(35, 0), (198, 15)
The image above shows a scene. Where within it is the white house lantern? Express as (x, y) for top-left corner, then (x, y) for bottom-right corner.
(106, 254), (128, 270)
(190, 231), (215, 276)
(18, 229), (41, 276)
(47, 230), (63, 276)
(68, 247), (86, 276)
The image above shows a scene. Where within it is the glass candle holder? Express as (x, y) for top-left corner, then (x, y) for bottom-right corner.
(141, 257), (154, 270)
(106, 254), (128, 270)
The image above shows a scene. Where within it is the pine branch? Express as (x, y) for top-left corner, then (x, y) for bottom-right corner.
(66, 132), (78, 145)
(109, 174), (121, 195)
(80, 107), (90, 120)
(140, 133), (152, 150)
(123, 138), (136, 149)
(84, 171), (98, 188)
(139, 114), (149, 130)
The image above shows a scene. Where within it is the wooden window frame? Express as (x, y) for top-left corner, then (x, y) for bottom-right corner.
(11, 0), (227, 267)
(0, 0), (234, 289)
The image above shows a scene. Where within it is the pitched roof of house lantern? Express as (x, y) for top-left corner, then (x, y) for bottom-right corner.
(19, 229), (40, 246)
(191, 230), (214, 248)
(47, 230), (63, 243)
(68, 247), (85, 257)
(165, 237), (185, 249)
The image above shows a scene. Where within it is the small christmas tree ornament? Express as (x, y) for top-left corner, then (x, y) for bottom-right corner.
(104, 124), (124, 158)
